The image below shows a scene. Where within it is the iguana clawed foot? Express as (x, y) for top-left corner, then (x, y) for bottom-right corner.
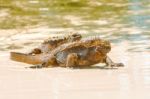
(29, 64), (43, 69)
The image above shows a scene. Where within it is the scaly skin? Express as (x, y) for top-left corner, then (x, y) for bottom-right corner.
(11, 52), (43, 64)
(29, 33), (82, 55)
(10, 36), (124, 68)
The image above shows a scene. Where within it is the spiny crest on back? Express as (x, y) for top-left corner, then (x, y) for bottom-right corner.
(49, 35), (111, 55)
(83, 36), (101, 40)
(43, 33), (81, 44)
(82, 36), (101, 43)
(43, 36), (66, 44)
(82, 36), (110, 47)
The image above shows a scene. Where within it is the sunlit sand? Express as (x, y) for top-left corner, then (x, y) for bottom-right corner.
(0, 34), (150, 99)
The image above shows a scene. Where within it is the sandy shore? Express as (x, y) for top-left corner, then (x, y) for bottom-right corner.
(0, 27), (150, 99)
(0, 43), (150, 99)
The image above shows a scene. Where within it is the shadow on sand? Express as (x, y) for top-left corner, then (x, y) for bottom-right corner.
(27, 65), (118, 70)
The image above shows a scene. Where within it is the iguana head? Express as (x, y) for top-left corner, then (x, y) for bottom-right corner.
(83, 36), (111, 54)
(69, 33), (82, 41)
(95, 40), (111, 54)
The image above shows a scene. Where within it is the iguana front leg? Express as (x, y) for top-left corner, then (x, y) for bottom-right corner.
(105, 56), (124, 68)
(66, 53), (78, 68)
(29, 62), (47, 69)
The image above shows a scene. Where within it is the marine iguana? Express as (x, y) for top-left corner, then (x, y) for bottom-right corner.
(10, 36), (124, 68)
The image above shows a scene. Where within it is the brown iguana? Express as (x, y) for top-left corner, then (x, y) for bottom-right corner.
(10, 36), (124, 68)
(29, 33), (82, 55)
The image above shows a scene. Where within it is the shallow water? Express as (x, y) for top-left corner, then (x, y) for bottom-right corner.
(0, 0), (150, 99)
(0, 0), (150, 52)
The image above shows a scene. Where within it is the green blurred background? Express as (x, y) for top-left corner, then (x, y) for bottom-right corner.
(0, 0), (133, 29)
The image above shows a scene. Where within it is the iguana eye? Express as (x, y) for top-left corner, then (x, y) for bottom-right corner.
(72, 34), (77, 37)
(95, 46), (102, 52)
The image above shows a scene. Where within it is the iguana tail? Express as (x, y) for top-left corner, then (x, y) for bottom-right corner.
(10, 52), (43, 65)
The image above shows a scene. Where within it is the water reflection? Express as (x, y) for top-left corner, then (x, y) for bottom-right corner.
(120, 0), (150, 52)
(0, 1), (150, 53)
(0, 0), (149, 54)
(128, 0), (150, 29)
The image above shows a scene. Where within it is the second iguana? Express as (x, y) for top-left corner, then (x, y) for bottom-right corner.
(29, 33), (82, 55)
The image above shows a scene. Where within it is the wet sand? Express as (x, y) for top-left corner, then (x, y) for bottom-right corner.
(0, 43), (150, 99)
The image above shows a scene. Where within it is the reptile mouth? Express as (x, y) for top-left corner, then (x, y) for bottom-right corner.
(96, 46), (111, 54)
(72, 34), (82, 41)
(95, 40), (111, 52)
